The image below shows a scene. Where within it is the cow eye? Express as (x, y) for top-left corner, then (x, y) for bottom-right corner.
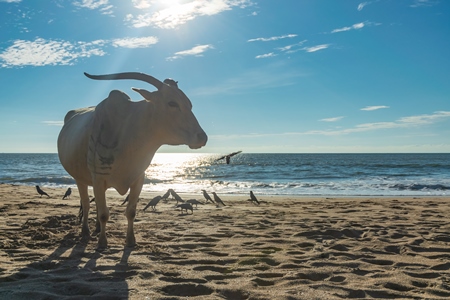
(168, 101), (179, 108)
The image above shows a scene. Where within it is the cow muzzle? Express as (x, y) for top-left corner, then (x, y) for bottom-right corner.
(189, 131), (208, 149)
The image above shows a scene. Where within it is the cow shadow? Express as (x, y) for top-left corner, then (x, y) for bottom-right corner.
(0, 214), (133, 299)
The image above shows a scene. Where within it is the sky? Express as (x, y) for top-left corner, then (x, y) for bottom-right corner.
(0, 0), (449, 154)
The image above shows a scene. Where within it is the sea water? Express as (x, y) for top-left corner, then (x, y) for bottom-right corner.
(0, 153), (449, 196)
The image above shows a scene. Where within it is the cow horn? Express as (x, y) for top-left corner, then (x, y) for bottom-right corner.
(84, 72), (163, 90)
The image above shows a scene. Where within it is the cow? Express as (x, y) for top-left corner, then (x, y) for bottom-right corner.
(57, 72), (207, 249)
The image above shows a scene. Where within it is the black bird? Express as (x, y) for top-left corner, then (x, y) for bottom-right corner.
(201, 190), (215, 204)
(170, 189), (184, 204)
(177, 203), (193, 214)
(161, 189), (172, 201)
(249, 190), (260, 205)
(36, 185), (50, 198)
(62, 187), (72, 200)
(212, 192), (226, 206)
(143, 196), (162, 211)
(187, 199), (204, 208)
(215, 151), (242, 164)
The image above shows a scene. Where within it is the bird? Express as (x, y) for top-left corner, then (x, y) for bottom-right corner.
(186, 199), (204, 208)
(170, 189), (185, 204)
(121, 195), (129, 206)
(177, 203), (193, 214)
(212, 192), (226, 206)
(143, 196), (163, 211)
(201, 190), (215, 204)
(62, 187), (72, 199)
(215, 151), (242, 164)
(36, 185), (50, 198)
(161, 189), (172, 201)
(249, 190), (260, 205)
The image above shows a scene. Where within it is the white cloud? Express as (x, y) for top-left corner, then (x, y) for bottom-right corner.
(331, 22), (366, 33)
(361, 105), (390, 111)
(132, 0), (151, 9)
(0, 38), (106, 67)
(248, 34), (297, 42)
(0, 0), (22, 2)
(210, 111), (450, 139)
(72, 0), (113, 15)
(278, 40), (308, 53)
(312, 111), (450, 135)
(357, 2), (369, 11)
(112, 36), (158, 48)
(320, 116), (345, 122)
(42, 121), (64, 126)
(410, 0), (438, 7)
(398, 111), (450, 125)
(255, 52), (276, 59)
(0, 36), (159, 67)
(303, 44), (329, 52)
(127, 0), (254, 29)
(167, 44), (213, 61)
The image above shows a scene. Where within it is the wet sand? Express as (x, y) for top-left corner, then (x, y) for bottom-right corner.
(1, 184), (449, 299)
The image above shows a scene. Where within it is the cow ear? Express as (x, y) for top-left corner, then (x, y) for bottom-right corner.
(132, 88), (154, 102)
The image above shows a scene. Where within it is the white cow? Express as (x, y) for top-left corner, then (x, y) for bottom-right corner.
(57, 72), (207, 248)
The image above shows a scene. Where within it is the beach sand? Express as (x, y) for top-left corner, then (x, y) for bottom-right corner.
(0, 184), (449, 299)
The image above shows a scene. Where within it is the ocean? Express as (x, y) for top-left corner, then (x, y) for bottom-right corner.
(0, 153), (449, 196)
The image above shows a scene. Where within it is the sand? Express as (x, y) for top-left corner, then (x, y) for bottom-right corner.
(0, 183), (449, 299)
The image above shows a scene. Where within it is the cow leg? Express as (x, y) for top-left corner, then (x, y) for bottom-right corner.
(77, 182), (91, 239)
(93, 183), (109, 249)
(125, 174), (144, 247)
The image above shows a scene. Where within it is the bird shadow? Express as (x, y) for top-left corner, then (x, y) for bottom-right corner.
(144, 210), (162, 214)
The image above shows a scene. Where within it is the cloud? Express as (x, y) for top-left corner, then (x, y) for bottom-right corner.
(126, 0), (254, 29)
(0, 38), (106, 67)
(248, 34), (297, 42)
(167, 44), (213, 61)
(410, 0), (438, 7)
(132, 0), (151, 9)
(255, 52), (276, 59)
(278, 40), (308, 53)
(0, 36), (159, 67)
(320, 116), (345, 122)
(311, 111), (450, 135)
(112, 36), (158, 48)
(72, 0), (107, 9)
(331, 22), (366, 33)
(303, 44), (330, 52)
(211, 111), (450, 139)
(0, 0), (22, 2)
(42, 121), (64, 126)
(361, 105), (390, 111)
(72, 0), (113, 15)
(357, 2), (369, 11)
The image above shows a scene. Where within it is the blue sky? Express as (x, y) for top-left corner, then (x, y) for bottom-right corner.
(1, 0), (449, 153)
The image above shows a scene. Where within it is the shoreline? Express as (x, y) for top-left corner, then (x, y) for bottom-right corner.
(2, 183), (449, 199)
(1, 183), (450, 299)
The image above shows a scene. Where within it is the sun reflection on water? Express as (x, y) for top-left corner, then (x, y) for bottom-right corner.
(144, 153), (214, 193)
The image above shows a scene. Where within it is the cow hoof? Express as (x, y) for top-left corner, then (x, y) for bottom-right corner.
(126, 236), (136, 248)
(97, 236), (108, 250)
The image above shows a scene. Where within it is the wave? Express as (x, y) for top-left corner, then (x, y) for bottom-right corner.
(391, 183), (450, 191)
